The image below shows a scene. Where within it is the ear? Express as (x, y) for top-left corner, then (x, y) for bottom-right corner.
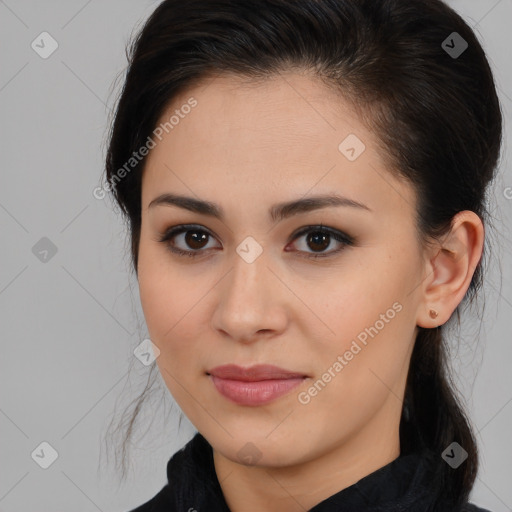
(416, 211), (484, 328)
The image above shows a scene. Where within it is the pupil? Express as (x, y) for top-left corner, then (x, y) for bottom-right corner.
(186, 231), (207, 249)
(309, 232), (329, 252)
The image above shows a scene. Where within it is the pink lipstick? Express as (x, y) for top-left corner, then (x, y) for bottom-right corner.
(207, 364), (308, 406)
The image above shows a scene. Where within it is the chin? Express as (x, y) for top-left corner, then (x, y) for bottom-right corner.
(208, 430), (308, 468)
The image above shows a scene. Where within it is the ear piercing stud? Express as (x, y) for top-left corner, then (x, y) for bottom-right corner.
(429, 309), (438, 319)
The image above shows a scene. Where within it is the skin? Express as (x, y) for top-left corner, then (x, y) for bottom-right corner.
(137, 71), (484, 512)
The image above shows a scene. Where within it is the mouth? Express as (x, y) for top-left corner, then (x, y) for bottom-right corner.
(207, 364), (309, 406)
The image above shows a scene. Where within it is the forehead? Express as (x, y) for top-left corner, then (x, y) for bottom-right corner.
(159, 72), (367, 150)
(141, 72), (416, 222)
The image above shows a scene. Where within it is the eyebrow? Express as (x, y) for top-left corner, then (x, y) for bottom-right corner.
(148, 192), (371, 223)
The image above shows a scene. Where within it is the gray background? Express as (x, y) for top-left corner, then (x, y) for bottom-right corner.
(0, 0), (511, 511)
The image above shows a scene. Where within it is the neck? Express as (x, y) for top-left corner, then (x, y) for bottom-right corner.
(213, 400), (402, 512)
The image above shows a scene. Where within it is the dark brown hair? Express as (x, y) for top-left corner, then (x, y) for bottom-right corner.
(103, 0), (502, 508)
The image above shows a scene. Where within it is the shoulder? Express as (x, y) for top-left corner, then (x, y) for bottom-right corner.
(126, 432), (219, 512)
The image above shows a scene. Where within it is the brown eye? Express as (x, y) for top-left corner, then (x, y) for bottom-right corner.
(159, 225), (220, 258)
(287, 225), (355, 259)
(183, 230), (209, 250)
(159, 223), (354, 260)
(305, 231), (331, 252)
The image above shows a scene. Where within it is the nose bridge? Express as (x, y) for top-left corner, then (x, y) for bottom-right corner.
(212, 237), (285, 339)
(228, 237), (271, 305)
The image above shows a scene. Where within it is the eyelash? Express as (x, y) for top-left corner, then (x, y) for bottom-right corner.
(158, 223), (355, 260)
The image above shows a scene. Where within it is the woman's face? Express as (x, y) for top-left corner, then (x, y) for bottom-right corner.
(138, 72), (428, 468)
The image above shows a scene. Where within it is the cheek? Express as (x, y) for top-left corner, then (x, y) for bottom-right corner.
(138, 262), (169, 339)
(303, 303), (415, 431)
(138, 243), (188, 345)
(315, 269), (405, 346)
(138, 267), (206, 409)
(139, 273), (197, 345)
(316, 296), (412, 383)
(137, 245), (211, 374)
(308, 252), (418, 389)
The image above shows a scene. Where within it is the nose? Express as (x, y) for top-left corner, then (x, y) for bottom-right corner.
(210, 246), (289, 344)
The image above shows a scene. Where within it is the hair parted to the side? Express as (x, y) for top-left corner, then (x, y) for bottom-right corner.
(102, 0), (502, 508)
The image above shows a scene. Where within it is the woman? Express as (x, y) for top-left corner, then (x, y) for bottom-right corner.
(104, 0), (502, 510)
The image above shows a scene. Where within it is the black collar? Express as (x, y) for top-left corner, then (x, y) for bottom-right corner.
(166, 433), (435, 511)
(130, 432), (490, 512)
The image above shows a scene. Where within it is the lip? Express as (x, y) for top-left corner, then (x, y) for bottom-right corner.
(207, 364), (308, 406)
(208, 364), (308, 381)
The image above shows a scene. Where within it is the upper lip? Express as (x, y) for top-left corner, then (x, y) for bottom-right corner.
(207, 364), (308, 381)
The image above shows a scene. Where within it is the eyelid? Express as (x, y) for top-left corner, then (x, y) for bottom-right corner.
(158, 223), (221, 253)
(159, 224), (218, 244)
(288, 224), (354, 246)
(286, 224), (354, 259)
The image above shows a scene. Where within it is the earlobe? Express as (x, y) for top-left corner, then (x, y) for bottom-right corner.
(416, 211), (484, 328)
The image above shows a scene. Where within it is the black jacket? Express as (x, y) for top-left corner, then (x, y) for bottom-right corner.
(128, 433), (492, 512)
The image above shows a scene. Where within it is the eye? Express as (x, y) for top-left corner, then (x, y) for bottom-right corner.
(158, 223), (354, 259)
(286, 224), (354, 259)
(158, 224), (220, 258)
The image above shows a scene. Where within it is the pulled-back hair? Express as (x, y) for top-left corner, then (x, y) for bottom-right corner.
(103, 1), (503, 508)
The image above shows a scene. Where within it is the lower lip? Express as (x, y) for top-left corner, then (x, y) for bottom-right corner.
(210, 375), (306, 406)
